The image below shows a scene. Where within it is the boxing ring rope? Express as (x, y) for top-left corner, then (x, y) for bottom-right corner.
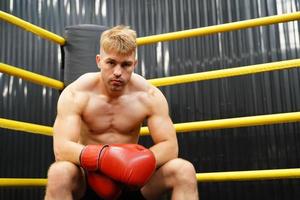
(148, 59), (300, 87)
(1, 58), (299, 93)
(1, 10), (300, 90)
(0, 118), (53, 136)
(196, 168), (300, 182)
(1, 58), (299, 91)
(139, 112), (300, 135)
(1, 111), (300, 137)
(2, 10), (300, 47)
(0, 178), (47, 187)
(0, 11), (65, 45)
(0, 63), (64, 89)
(1, 168), (300, 186)
(137, 11), (300, 45)
(1, 11), (300, 186)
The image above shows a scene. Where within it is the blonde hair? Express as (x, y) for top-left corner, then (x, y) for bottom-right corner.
(100, 25), (137, 55)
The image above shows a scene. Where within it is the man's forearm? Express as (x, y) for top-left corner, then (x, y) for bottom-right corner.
(54, 139), (85, 164)
(150, 140), (178, 167)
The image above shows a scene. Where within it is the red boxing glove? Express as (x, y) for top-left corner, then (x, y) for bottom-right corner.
(80, 144), (156, 187)
(87, 171), (122, 200)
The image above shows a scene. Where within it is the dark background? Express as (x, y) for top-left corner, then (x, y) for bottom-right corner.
(1, 0), (300, 199)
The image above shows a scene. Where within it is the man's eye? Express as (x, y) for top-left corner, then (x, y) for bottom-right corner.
(122, 63), (131, 67)
(107, 61), (114, 65)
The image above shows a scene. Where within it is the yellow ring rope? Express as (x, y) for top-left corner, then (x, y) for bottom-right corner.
(0, 11), (65, 45)
(0, 178), (47, 187)
(1, 59), (299, 90)
(1, 168), (300, 186)
(1, 111), (300, 136)
(140, 112), (300, 135)
(0, 118), (53, 136)
(2, 10), (300, 46)
(148, 59), (300, 87)
(196, 168), (300, 182)
(137, 12), (300, 45)
(0, 63), (64, 90)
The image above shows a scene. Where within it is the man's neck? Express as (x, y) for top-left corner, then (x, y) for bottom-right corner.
(103, 84), (129, 99)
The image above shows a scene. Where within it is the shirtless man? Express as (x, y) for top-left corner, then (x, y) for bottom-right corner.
(45, 25), (198, 200)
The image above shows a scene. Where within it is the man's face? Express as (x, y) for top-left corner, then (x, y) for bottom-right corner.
(96, 50), (137, 92)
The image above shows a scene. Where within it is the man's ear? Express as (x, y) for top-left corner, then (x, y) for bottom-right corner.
(134, 59), (138, 68)
(96, 54), (101, 69)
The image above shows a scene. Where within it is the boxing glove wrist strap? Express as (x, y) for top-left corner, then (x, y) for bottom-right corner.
(79, 144), (109, 171)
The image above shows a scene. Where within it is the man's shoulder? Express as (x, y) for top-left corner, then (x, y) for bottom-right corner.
(131, 73), (153, 92)
(59, 72), (99, 101)
(131, 74), (164, 103)
(69, 72), (100, 91)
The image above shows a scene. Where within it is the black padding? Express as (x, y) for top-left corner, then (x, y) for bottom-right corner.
(63, 24), (108, 85)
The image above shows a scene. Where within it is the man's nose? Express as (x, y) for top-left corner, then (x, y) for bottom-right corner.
(113, 65), (122, 77)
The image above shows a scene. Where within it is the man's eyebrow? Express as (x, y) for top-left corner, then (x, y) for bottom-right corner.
(104, 58), (133, 65)
(105, 58), (116, 62)
(122, 61), (133, 64)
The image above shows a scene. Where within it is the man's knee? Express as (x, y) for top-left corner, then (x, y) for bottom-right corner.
(47, 161), (82, 189)
(166, 158), (197, 185)
(45, 161), (85, 199)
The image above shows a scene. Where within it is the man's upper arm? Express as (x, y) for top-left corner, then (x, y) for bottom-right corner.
(147, 88), (177, 145)
(54, 89), (82, 141)
(53, 88), (86, 161)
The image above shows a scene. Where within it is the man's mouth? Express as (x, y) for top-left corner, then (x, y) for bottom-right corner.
(110, 79), (123, 85)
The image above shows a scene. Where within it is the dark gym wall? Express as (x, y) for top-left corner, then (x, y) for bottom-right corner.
(1, 0), (300, 199)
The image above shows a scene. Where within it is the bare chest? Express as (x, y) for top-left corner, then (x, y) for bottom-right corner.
(81, 95), (148, 135)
